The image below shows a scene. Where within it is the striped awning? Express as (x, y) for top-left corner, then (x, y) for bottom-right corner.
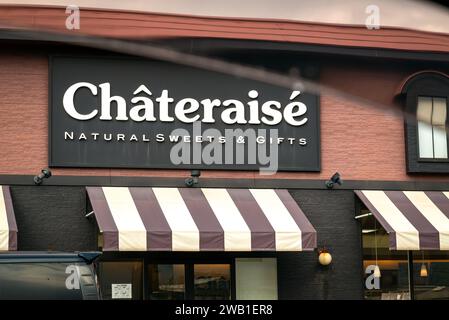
(355, 190), (449, 250)
(86, 187), (316, 252)
(0, 186), (18, 251)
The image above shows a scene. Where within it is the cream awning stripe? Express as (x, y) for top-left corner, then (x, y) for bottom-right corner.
(201, 188), (252, 251)
(152, 188), (200, 251)
(102, 187), (147, 251)
(250, 189), (302, 251)
(0, 186), (18, 251)
(0, 186), (10, 251)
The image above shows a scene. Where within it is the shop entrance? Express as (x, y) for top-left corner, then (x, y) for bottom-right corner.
(98, 253), (278, 300)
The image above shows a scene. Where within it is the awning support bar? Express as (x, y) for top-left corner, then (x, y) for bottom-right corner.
(354, 212), (373, 220)
(85, 210), (94, 218)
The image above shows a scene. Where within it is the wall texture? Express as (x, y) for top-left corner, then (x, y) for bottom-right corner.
(0, 45), (448, 182)
(277, 190), (363, 300)
(10, 186), (97, 251)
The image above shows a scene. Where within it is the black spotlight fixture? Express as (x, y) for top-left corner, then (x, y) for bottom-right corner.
(185, 169), (201, 187)
(325, 172), (342, 189)
(33, 168), (52, 185)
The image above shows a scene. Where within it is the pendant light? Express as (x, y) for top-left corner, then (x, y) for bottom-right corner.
(318, 248), (332, 266)
(420, 251), (428, 277)
(374, 219), (381, 278)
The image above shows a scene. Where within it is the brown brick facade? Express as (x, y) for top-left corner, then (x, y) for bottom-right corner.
(0, 47), (448, 182)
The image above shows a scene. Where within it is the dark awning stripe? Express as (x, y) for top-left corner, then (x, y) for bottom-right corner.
(425, 191), (449, 221)
(227, 189), (276, 251)
(129, 187), (172, 251)
(86, 187), (119, 251)
(179, 188), (224, 251)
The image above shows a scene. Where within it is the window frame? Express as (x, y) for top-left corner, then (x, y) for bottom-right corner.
(403, 73), (449, 173)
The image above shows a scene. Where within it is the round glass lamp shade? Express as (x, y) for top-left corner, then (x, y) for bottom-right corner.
(318, 251), (332, 266)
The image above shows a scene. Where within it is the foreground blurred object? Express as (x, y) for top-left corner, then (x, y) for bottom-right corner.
(0, 251), (101, 300)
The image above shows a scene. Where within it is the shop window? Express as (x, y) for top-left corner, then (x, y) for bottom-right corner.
(98, 258), (277, 300)
(235, 258), (278, 300)
(402, 72), (449, 173)
(98, 261), (143, 300)
(148, 264), (185, 300)
(413, 251), (449, 300)
(359, 205), (411, 300)
(358, 201), (449, 300)
(194, 264), (231, 300)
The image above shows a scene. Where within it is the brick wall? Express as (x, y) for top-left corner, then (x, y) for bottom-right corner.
(0, 46), (448, 182)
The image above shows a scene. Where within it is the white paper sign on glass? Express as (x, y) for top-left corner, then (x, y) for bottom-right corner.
(111, 283), (132, 299)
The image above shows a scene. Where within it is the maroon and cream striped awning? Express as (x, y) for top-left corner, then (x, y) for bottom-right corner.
(87, 187), (317, 252)
(356, 190), (449, 250)
(0, 186), (18, 251)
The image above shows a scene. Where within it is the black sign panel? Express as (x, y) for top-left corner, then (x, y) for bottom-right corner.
(49, 56), (320, 171)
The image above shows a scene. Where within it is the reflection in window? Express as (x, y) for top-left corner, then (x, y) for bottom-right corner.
(360, 206), (411, 300)
(194, 264), (231, 300)
(413, 251), (449, 300)
(148, 264), (185, 300)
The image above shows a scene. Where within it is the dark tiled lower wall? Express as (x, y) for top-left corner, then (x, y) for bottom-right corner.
(10, 186), (97, 251)
(277, 190), (364, 300)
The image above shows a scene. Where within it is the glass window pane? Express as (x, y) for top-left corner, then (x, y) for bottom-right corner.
(360, 206), (410, 300)
(417, 96), (434, 158)
(432, 98), (448, 159)
(148, 264), (185, 300)
(417, 96), (433, 123)
(99, 261), (142, 300)
(432, 98), (447, 126)
(194, 264), (231, 300)
(433, 126), (448, 158)
(418, 121), (434, 158)
(235, 258), (278, 300)
(413, 251), (449, 300)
